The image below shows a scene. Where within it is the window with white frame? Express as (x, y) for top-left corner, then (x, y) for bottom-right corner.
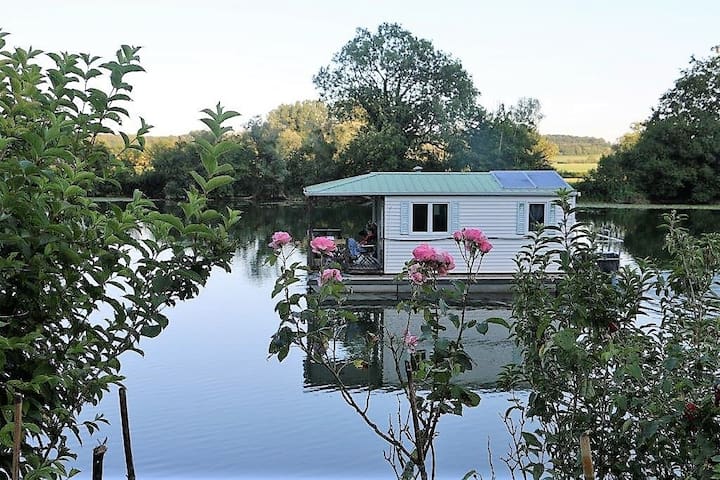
(412, 203), (448, 232)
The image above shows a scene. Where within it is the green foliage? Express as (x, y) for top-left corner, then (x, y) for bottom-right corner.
(448, 102), (552, 171)
(0, 31), (240, 477)
(505, 194), (720, 478)
(581, 51), (720, 204)
(245, 101), (348, 194)
(543, 135), (612, 156)
(98, 134), (182, 174)
(315, 22), (480, 172)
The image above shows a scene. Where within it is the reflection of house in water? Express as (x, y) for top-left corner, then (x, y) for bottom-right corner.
(303, 301), (519, 390)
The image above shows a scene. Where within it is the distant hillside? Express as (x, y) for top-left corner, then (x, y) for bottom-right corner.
(544, 134), (612, 156)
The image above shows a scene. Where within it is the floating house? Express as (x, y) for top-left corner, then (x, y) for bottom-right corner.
(304, 170), (576, 286)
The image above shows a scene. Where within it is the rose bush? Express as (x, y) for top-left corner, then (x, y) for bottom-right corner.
(268, 225), (495, 480)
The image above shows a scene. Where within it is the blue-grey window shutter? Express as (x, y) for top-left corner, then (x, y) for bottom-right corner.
(516, 202), (526, 234)
(547, 202), (556, 225)
(400, 202), (410, 235)
(450, 201), (460, 232)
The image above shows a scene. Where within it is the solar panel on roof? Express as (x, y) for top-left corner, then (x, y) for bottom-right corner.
(492, 171), (535, 188)
(526, 171), (567, 189)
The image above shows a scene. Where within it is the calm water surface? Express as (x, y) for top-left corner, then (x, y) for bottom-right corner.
(71, 203), (720, 479)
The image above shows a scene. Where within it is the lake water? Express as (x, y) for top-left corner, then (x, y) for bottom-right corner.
(70, 203), (720, 479)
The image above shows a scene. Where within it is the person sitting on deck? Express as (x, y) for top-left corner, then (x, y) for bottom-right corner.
(366, 222), (377, 243)
(347, 230), (372, 260)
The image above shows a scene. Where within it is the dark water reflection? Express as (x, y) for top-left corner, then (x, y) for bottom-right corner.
(578, 206), (720, 263)
(71, 202), (720, 479)
(303, 304), (517, 392)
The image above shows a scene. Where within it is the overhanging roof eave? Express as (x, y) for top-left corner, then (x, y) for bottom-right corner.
(304, 190), (575, 197)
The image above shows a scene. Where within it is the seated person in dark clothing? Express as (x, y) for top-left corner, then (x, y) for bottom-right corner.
(348, 230), (372, 259)
(365, 222), (377, 243)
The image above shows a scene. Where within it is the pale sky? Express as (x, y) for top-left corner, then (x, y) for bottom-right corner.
(4, 0), (719, 142)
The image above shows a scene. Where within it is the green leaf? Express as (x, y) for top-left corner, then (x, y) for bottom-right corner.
(151, 213), (184, 232)
(626, 363), (642, 380)
(476, 321), (488, 334)
(140, 324), (162, 338)
(204, 175), (234, 193)
(532, 463), (544, 480)
(486, 316), (510, 329)
(522, 431), (542, 449)
(190, 170), (207, 191)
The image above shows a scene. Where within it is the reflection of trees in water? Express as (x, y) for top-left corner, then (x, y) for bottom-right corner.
(230, 200), (374, 283)
(578, 208), (720, 264)
(304, 308), (384, 390)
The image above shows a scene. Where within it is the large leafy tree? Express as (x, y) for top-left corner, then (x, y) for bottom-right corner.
(253, 100), (347, 192)
(448, 100), (552, 171)
(582, 51), (720, 203)
(314, 23), (480, 173)
(0, 31), (240, 477)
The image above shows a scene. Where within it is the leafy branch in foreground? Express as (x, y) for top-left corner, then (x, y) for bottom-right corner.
(504, 192), (720, 479)
(0, 30), (240, 478)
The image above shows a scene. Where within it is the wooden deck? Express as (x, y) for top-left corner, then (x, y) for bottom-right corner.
(307, 272), (540, 302)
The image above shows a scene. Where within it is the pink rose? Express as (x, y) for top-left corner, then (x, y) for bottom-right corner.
(320, 268), (343, 285)
(408, 263), (426, 285)
(310, 236), (337, 254)
(268, 231), (292, 249)
(454, 227), (492, 254)
(404, 332), (419, 352)
(478, 239), (493, 254)
(438, 250), (455, 275)
(465, 228), (484, 240)
(412, 244), (436, 262)
(410, 270), (426, 285)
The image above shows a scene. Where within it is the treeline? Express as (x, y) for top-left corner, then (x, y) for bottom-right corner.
(544, 135), (611, 156)
(100, 24), (553, 201)
(103, 99), (552, 200)
(580, 51), (720, 204)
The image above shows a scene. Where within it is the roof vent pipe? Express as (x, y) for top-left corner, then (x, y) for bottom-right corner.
(413, 166), (423, 172)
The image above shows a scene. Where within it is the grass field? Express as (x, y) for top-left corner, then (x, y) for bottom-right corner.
(550, 154), (601, 179)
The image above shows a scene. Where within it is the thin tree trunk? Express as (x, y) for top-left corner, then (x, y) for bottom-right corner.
(405, 361), (428, 480)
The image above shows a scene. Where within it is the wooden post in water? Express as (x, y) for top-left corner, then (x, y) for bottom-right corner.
(119, 387), (136, 480)
(12, 393), (23, 480)
(580, 432), (595, 480)
(92, 444), (107, 480)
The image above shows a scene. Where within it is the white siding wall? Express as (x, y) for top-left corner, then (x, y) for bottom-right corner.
(382, 195), (573, 274)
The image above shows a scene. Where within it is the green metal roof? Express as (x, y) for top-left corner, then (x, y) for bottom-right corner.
(303, 171), (573, 197)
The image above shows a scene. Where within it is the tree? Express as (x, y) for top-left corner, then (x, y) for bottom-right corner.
(0, 32), (240, 477)
(314, 23), (480, 173)
(447, 101), (552, 171)
(258, 100), (346, 192)
(581, 51), (720, 203)
(510, 96), (544, 129)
